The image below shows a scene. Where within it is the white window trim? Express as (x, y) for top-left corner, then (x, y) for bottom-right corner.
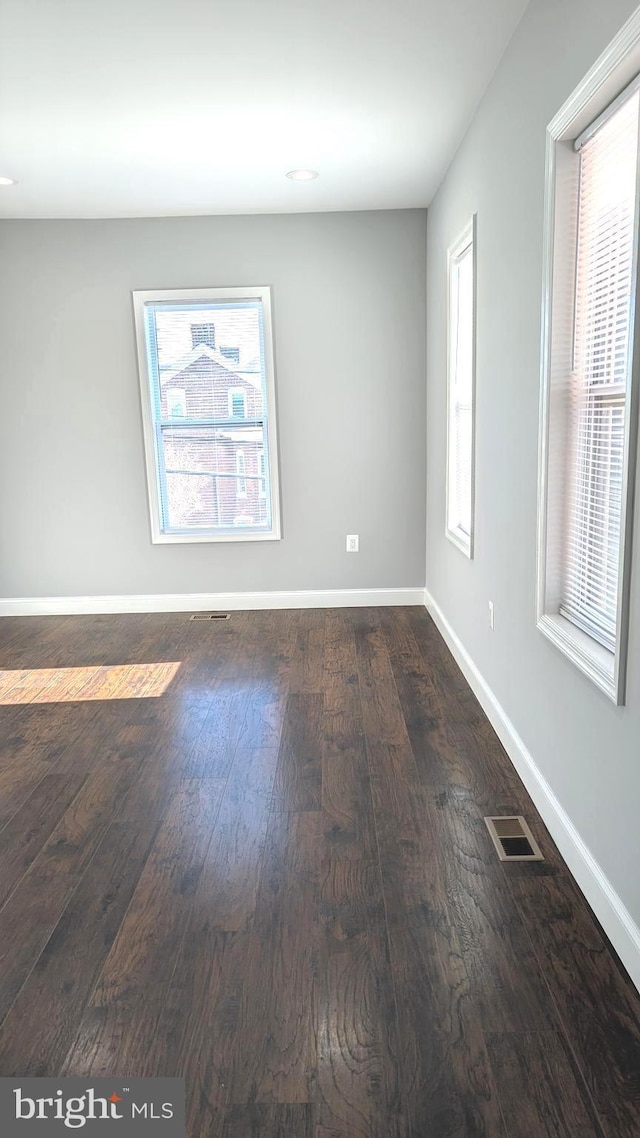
(133, 285), (281, 545)
(536, 11), (640, 705)
(445, 215), (477, 558)
(228, 387), (247, 418)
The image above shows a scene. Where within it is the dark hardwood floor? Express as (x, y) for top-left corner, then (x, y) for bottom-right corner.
(0, 605), (639, 1136)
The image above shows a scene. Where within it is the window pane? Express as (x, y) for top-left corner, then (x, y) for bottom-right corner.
(447, 227), (475, 549)
(153, 304), (264, 422)
(560, 91), (640, 649)
(229, 390), (247, 418)
(453, 398), (473, 534)
(162, 426), (270, 531)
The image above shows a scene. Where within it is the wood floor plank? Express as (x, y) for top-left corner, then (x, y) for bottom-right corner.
(167, 812), (322, 1126)
(322, 608), (360, 715)
(350, 610), (411, 749)
(237, 610), (296, 750)
(237, 676), (291, 751)
(289, 610), (327, 695)
(273, 693), (324, 811)
(170, 613), (259, 769)
(317, 858), (404, 1138)
(486, 1031), (603, 1138)
(322, 711), (373, 861)
(92, 780), (225, 996)
(184, 685), (252, 778)
(192, 1103), (314, 1138)
(0, 702), (103, 826)
(196, 747), (280, 933)
(0, 758), (139, 1026)
(227, 809), (323, 1105)
(0, 769), (88, 907)
(177, 929), (253, 1124)
(509, 874), (640, 1136)
(0, 702), (81, 772)
(1, 728), (177, 1074)
(381, 607), (530, 808)
(61, 777), (226, 1077)
(0, 615), (77, 667)
(0, 813), (160, 1076)
(321, 610), (376, 862)
(386, 915), (506, 1138)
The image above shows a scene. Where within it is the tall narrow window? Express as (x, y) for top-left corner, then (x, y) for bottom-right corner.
(446, 217), (476, 556)
(563, 94), (638, 649)
(538, 61), (640, 703)
(134, 286), (281, 543)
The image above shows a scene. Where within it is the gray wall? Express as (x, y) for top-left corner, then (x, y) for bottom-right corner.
(0, 209), (427, 597)
(426, 0), (640, 930)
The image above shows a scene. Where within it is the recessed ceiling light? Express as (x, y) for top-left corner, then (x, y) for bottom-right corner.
(285, 169), (319, 182)
(0, 175), (17, 186)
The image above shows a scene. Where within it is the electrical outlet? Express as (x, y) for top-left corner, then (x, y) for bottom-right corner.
(346, 534), (359, 553)
(488, 601), (495, 631)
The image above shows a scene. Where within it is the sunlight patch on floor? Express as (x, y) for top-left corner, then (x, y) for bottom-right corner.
(0, 662), (182, 704)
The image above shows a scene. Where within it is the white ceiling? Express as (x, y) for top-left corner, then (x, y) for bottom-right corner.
(0, 0), (527, 218)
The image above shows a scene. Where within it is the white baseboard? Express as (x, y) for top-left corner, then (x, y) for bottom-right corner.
(424, 588), (640, 994)
(0, 586), (425, 617)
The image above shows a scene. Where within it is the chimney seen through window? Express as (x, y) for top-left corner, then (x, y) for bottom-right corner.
(191, 322), (216, 350)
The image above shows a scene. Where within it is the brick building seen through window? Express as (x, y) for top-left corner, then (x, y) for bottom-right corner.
(158, 311), (267, 531)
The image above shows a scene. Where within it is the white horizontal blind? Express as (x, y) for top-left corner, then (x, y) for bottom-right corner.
(140, 296), (275, 537)
(447, 228), (475, 548)
(560, 91), (640, 650)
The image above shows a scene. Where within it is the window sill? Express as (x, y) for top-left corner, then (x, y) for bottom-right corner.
(445, 524), (473, 559)
(537, 612), (620, 704)
(151, 528), (281, 545)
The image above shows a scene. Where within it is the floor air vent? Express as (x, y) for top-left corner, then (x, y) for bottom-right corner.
(189, 613), (230, 621)
(484, 816), (544, 862)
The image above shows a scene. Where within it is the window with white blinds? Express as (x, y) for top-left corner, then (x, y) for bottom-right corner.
(561, 91), (639, 651)
(133, 286), (281, 544)
(446, 218), (476, 556)
(538, 68), (640, 704)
